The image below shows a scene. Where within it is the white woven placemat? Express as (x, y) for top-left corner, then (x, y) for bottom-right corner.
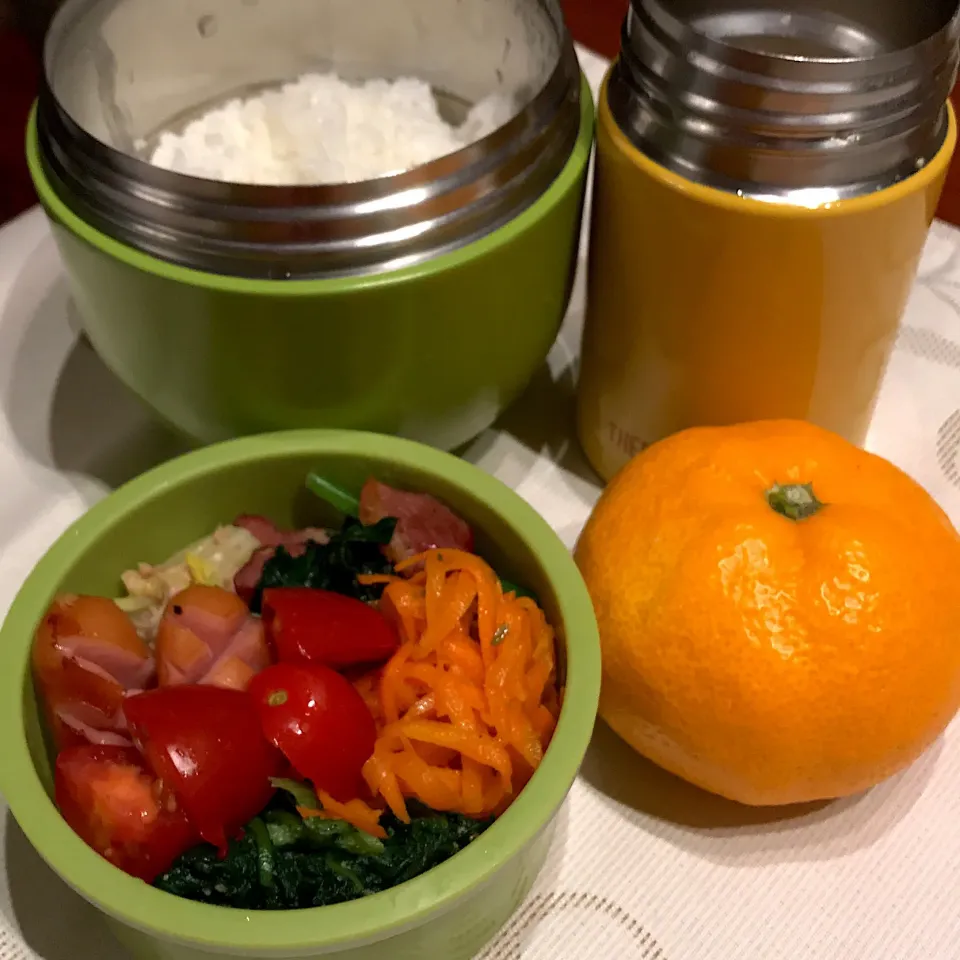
(3, 46), (960, 959)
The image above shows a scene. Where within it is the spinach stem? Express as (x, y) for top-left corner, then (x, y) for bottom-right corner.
(306, 473), (361, 516)
(247, 818), (276, 889)
(270, 777), (320, 810)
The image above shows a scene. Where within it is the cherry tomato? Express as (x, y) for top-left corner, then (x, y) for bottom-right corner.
(55, 745), (197, 881)
(261, 588), (399, 669)
(249, 662), (377, 803)
(33, 595), (154, 749)
(124, 685), (283, 853)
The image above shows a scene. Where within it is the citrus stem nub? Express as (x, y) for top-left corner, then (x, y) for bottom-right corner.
(766, 482), (824, 521)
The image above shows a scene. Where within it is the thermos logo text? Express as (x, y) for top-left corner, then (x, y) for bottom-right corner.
(607, 422), (650, 459)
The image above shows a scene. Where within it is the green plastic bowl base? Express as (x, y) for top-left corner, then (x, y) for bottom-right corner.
(0, 430), (601, 960)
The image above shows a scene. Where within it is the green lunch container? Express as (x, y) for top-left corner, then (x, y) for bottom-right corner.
(0, 431), (602, 960)
(28, 0), (594, 450)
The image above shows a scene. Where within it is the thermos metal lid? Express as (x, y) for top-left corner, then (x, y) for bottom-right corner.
(36, 0), (581, 279)
(610, 0), (960, 203)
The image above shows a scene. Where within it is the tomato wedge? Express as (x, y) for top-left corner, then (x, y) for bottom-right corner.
(55, 745), (197, 881)
(124, 686), (283, 853)
(249, 663), (377, 803)
(261, 588), (399, 668)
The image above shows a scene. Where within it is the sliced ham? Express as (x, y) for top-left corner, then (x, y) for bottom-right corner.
(56, 713), (132, 748)
(358, 478), (474, 562)
(232, 516), (330, 603)
(52, 692), (132, 748)
(32, 595), (155, 750)
(53, 635), (156, 691)
(199, 618), (272, 690)
(155, 585), (270, 691)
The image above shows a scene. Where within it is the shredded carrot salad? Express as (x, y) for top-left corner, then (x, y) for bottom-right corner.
(315, 549), (561, 832)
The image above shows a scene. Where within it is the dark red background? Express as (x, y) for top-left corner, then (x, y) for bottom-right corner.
(3, 0), (960, 226)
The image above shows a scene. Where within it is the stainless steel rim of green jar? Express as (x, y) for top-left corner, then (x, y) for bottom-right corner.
(36, 0), (582, 279)
(608, 0), (960, 203)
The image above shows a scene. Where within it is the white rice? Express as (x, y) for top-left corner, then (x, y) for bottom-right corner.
(147, 73), (517, 185)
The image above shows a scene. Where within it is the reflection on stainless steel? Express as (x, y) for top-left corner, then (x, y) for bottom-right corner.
(610, 0), (960, 202)
(36, 0), (581, 278)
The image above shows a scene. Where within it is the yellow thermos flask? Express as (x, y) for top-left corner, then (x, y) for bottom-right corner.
(577, 0), (959, 481)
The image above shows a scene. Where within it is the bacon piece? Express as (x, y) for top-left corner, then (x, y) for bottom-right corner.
(358, 479), (474, 562)
(233, 515), (329, 550)
(234, 546), (277, 604)
(232, 517), (330, 603)
(233, 515), (287, 547)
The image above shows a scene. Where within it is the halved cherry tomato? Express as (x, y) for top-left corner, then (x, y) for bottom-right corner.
(33, 595), (154, 749)
(261, 588), (399, 668)
(124, 686), (283, 853)
(55, 745), (197, 881)
(249, 663), (377, 803)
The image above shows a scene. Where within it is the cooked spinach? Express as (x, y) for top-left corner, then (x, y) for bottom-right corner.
(270, 777), (320, 810)
(249, 516), (397, 612)
(499, 578), (538, 602)
(266, 779), (388, 857)
(154, 799), (492, 910)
